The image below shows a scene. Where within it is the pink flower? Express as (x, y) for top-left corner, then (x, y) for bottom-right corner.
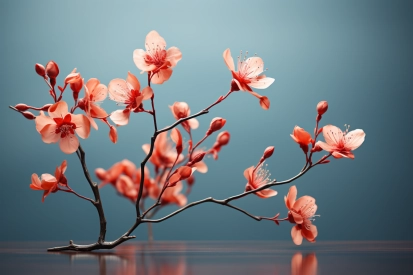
(169, 101), (199, 133)
(78, 78), (109, 130)
(317, 125), (365, 159)
(30, 160), (67, 202)
(133, 30), (182, 84)
(161, 181), (187, 207)
(108, 72), (153, 126)
(142, 131), (184, 169)
(35, 101), (90, 154)
(285, 186), (318, 245)
(223, 48), (274, 109)
(244, 163), (277, 198)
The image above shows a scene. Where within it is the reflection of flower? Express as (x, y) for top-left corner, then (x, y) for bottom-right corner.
(291, 252), (318, 275)
(317, 124), (365, 159)
(285, 186), (318, 245)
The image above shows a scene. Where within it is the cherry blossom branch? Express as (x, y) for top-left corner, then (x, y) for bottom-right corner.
(135, 90), (234, 217)
(74, 145), (107, 243)
(58, 188), (95, 204)
(142, 156), (330, 224)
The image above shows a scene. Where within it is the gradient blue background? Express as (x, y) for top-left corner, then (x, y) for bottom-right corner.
(1, 0), (412, 243)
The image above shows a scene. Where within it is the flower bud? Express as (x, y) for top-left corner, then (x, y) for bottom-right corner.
(207, 117), (226, 135)
(22, 111), (36, 120)
(64, 72), (81, 84)
(14, 103), (30, 111)
(189, 152), (206, 166)
(109, 126), (118, 144)
(317, 101), (328, 115)
(45, 61), (59, 79)
(41, 104), (53, 111)
(262, 146), (275, 160)
(290, 126), (312, 146)
(35, 63), (46, 77)
(216, 131), (230, 146)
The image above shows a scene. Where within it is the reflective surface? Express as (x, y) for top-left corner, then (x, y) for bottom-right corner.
(0, 241), (412, 274)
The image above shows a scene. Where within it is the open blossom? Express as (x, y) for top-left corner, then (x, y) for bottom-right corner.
(316, 125), (365, 159)
(223, 48), (274, 109)
(244, 163), (277, 198)
(169, 101), (199, 133)
(142, 131), (184, 169)
(35, 101), (90, 154)
(108, 72), (153, 126)
(30, 160), (67, 202)
(78, 78), (108, 130)
(133, 30), (182, 84)
(285, 186), (318, 245)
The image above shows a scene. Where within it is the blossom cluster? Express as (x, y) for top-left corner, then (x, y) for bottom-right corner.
(12, 30), (365, 250)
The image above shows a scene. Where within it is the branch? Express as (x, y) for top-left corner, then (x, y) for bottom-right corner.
(47, 236), (136, 252)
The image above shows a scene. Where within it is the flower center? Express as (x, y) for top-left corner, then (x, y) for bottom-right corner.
(145, 44), (167, 68)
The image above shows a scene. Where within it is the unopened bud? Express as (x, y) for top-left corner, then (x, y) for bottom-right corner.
(320, 159), (330, 164)
(35, 63), (46, 77)
(70, 78), (84, 96)
(45, 61), (59, 79)
(216, 131), (230, 146)
(14, 103), (30, 111)
(109, 126), (118, 144)
(207, 117), (226, 135)
(317, 101), (328, 115)
(64, 72), (81, 84)
(189, 152), (206, 166)
(22, 111), (36, 120)
(262, 146), (275, 160)
(41, 104), (53, 111)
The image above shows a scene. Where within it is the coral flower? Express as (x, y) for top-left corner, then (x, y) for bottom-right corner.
(285, 186), (318, 245)
(169, 101), (199, 133)
(108, 72), (153, 126)
(133, 30), (182, 84)
(223, 48), (274, 109)
(317, 125), (365, 159)
(244, 163), (277, 198)
(78, 78), (109, 130)
(161, 181), (187, 207)
(30, 160), (67, 202)
(35, 101), (90, 154)
(142, 131), (184, 169)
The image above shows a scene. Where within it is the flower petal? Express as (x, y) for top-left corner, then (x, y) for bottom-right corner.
(72, 114), (91, 139)
(48, 101), (69, 118)
(126, 71), (140, 92)
(133, 49), (157, 72)
(145, 30), (166, 51)
(35, 111), (55, 133)
(91, 83), (108, 102)
(30, 174), (43, 190)
(223, 48), (235, 72)
(166, 47), (182, 68)
(244, 57), (264, 77)
(108, 79), (131, 103)
(249, 77), (275, 89)
(291, 225), (303, 245)
(151, 68), (173, 84)
(192, 161), (208, 173)
(256, 188), (277, 198)
(142, 86), (153, 100)
(40, 124), (59, 143)
(344, 129), (365, 150)
(285, 185), (297, 210)
(110, 109), (131, 126)
(188, 118), (199, 129)
(85, 78), (99, 94)
(317, 141), (334, 152)
(59, 134), (79, 154)
(322, 125), (343, 146)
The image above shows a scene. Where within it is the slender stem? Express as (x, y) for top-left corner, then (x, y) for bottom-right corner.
(190, 134), (208, 159)
(76, 145), (107, 244)
(59, 188), (95, 204)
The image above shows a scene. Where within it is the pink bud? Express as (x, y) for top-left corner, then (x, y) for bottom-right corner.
(189, 152), (206, 165)
(317, 101), (328, 115)
(207, 117), (226, 135)
(263, 146), (275, 159)
(35, 63), (46, 77)
(45, 61), (59, 79)
(216, 131), (230, 146)
(109, 126), (118, 144)
(41, 104), (52, 111)
(22, 111), (35, 120)
(70, 78), (84, 96)
(14, 103), (30, 111)
(64, 72), (81, 84)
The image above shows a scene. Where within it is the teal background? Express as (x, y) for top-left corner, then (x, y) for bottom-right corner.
(1, 0), (412, 243)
